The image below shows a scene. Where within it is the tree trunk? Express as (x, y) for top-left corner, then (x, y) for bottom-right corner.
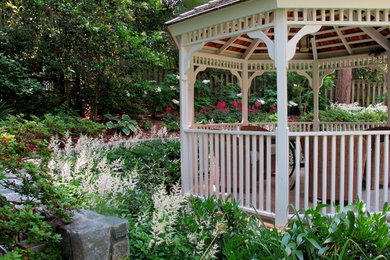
(335, 68), (352, 104)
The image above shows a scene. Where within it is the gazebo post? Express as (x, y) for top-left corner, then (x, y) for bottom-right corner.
(387, 51), (390, 126)
(241, 62), (249, 125)
(274, 8), (290, 227)
(179, 35), (203, 194)
(312, 64), (320, 131)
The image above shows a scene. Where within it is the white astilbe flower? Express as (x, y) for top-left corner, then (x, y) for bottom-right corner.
(151, 126), (169, 138)
(172, 99), (180, 105)
(148, 185), (185, 247)
(288, 100), (298, 107)
(365, 102), (387, 113)
(47, 135), (137, 207)
(330, 102), (387, 114)
(202, 79), (210, 84)
(330, 102), (363, 113)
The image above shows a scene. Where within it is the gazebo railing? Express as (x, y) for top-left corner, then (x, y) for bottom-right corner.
(319, 122), (386, 131)
(185, 128), (277, 218)
(184, 124), (390, 221)
(289, 130), (390, 217)
(193, 121), (386, 132)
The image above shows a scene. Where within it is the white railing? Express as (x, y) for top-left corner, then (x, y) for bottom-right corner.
(183, 125), (390, 221)
(319, 122), (386, 131)
(185, 128), (276, 218)
(193, 122), (312, 132)
(194, 121), (385, 132)
(289, 130), (390, 217)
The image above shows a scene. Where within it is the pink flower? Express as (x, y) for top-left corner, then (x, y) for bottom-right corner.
(233, 99), (238, 107)
(216, 101), (226, 109)
(254, 101), (261, 108)
(166, 106), (172, 113)
(252, 110), (258, 114)
(271, 106), (277, 111)
(199, 108), (206, 113)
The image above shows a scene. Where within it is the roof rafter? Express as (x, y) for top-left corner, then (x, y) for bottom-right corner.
(334, 26), (353, 55)
(243, 39), (262, 59)
(217, 35), (240, 55)
(360, 27), (390, 51)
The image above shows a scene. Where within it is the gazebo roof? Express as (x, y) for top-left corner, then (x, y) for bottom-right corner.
(166, 0), (390, 62)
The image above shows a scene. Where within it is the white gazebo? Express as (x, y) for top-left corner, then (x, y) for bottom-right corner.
(166, 0), (390, 226)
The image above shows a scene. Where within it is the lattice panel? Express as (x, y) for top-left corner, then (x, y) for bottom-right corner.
(185, 11), (274, 45)
(318, 54), (388, 70)
(287, 8), (390, 25)
(193, 54), (243, 71)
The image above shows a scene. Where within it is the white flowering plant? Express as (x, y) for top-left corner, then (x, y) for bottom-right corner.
(143, 74), (180, 115)
(301, 102), (387, 122)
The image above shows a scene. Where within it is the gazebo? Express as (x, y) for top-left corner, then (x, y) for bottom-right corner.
(166, 0), (390, 226)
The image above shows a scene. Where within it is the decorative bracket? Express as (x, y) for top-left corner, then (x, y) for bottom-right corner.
(286, 25), (322, 61)
(184, 43), (204, 74)
(319, 69), (335, 88)
(249, 71), (265, 86)
(247, 30), (275, 60)
(248, 25), (321, 62)
(296, 71), (312, 87)
(230, 70), (242, 87)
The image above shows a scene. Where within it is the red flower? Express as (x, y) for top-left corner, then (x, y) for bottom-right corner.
(271, 106), (277, 111)
(216, 101), (226, 109)
(166, 106), (172, 113)
(254, 101), (261, 108)
(233, 99), (238, 107)
(238, 102), (242, 112)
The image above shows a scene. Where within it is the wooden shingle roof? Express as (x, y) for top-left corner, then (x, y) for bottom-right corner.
(166, 0), (245, 25)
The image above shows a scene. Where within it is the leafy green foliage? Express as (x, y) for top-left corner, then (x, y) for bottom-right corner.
(161, 112), (180, 132)
(0, 114), (106, 156)
(1, 0), (179, 118)
(105, 114), (140, 136)
(301, 105), (387, 123)
(107, 139), (180, 193)
(0, 53), (45, 115)
(0, 129), (80, 259)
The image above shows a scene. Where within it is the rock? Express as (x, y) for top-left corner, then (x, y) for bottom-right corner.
(61, 210), (129, 260)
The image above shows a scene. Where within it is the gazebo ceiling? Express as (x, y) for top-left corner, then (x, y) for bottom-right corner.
(202, 26), (390, 60)
(166, 0), (390, 62)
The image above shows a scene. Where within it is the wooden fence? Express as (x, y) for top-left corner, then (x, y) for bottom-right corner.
(324, 80), (387, 106)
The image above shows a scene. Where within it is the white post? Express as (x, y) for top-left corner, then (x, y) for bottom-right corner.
(274, 9), (289, 227)
(387, 51), (390, 126)
(242, 62), (249, 125)
(188, 66), (195, 128)
(179, 35), (192, 194)
(312, 64), (320, 131)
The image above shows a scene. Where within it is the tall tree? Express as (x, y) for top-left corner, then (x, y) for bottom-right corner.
(0, 0), (178, 118)
(335, 68), (353, 104)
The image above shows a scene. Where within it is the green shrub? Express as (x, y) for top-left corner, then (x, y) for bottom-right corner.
(0, 134), (79, 259)
(106, 139), (181, 193)
(161, 113), (180, 132)
(105, 114), (140, 136)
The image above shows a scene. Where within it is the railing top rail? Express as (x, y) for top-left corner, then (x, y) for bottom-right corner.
(184, 128), (276, 136)
(289, 130), (390, 137)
